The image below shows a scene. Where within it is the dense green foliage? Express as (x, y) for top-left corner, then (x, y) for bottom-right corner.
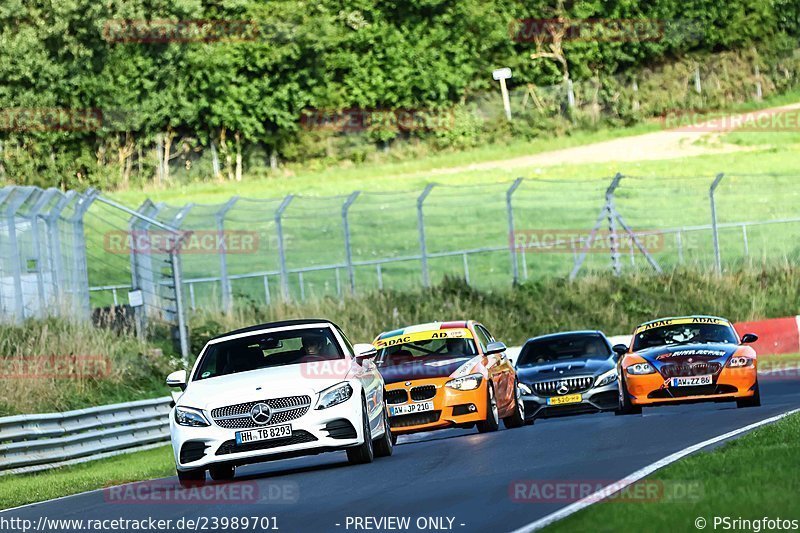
(1, 0), (798, 189)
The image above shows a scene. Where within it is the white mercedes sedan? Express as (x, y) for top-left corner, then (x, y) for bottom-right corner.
(166, 319), (392, 486)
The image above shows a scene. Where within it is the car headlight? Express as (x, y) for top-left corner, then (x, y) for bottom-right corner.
(627, 362), (656, 375)
(174, 406), (211, 427)
(446, 373), (483, 391)
(728, 356), (754, 368)
(316, 382), (354, 410)
(595, 369), (618, 387)
(518, 382), (532, 395)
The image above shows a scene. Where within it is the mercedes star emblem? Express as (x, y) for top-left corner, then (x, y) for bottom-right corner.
(250, 402), (272, 425)
(556, 381), (570, 395)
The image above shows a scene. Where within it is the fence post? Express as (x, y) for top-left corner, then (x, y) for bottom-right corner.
(216, 196), (239, 313)
(417, 184), (435, 288)
(275, 195), (294, 300)
(70, 189), (97, 321)
(45, 191), (73, 311)
(170, 247), (190, 367)
(606, 174), (623, 276)
(710, 173), (725, 275)
(342, 191), (360, 295)
(2, 187), (35, 322)
(506, 177), (524, 284)
(28, 189), (58, 317)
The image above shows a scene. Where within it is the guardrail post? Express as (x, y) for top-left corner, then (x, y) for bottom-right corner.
(275, 195), (294, 300)
(417, 184), (435, 288)
(506, 177), (524, 284)
(606, 173), (623, 276)
(216, 196), (239, 313)
(710, 173), (725, 275)
(342, 191), (360, 295)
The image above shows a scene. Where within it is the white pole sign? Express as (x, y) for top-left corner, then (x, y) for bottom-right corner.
(492, 68), (513, 121)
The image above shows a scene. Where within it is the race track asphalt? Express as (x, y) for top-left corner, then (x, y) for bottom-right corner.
(3, 373), (799, 533)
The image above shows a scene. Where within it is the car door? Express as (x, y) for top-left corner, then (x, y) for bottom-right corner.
(337, 327), (384, 430)
(476, 324), (515, 413)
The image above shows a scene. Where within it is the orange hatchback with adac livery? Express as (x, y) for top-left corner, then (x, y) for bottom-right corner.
(616, 315), (761, 414)
(373, 321), (525, 441)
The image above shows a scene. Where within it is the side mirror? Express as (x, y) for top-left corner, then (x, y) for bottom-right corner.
(166, 369), (187, 391)
(741, 333), (759, 344)
(485, 341), (507, 355)
(612, 344), (629, 356)
(354, 343), (378, 362)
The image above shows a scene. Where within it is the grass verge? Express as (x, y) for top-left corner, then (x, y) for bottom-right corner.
(546, 411), (800, 532)
(0, 445), (174, 511)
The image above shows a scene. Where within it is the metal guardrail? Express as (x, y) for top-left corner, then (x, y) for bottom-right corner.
(0, 397), (171, 473)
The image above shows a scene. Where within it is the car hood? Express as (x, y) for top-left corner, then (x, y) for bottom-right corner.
(633, 343), (739, 366)
(378, 357), (477, 385)
(516, 357), (614, 382)
(178, 361), (352, 410)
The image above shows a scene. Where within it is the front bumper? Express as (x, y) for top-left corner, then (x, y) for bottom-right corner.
(625, 365), (758, 406)
(170, 394), (365, 471)
(522, 381), (618, 420)
(385, 378), (487, 435)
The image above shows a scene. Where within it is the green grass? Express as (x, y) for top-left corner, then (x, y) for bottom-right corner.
(76, 87), (800, 307)
(0, 445), (175, 510)
(547, 412), (800, 532)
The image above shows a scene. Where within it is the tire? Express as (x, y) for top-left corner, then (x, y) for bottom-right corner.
(346, 397), (375, 465)
(373, 407), (394, 458)
(390, 433), (398, 446)
(616, 377), (642, 416)
(503, 381), (525, 429)
(177, 468), (206, 488)
(737, 380), (761, 408)
(209, 464), (236, 481)
(476, 383), (500, 433)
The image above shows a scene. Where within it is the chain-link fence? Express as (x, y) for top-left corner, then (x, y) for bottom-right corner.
(2, 174), (799, 352)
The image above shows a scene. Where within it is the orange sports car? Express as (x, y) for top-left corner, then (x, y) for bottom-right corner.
(373, 321), (525, 440)
(615, 315), (761, 414)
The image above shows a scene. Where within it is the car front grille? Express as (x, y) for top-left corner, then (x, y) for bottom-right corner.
(532, 376), (594, 397)
(410, 385), (437, 401)
(389, 410), (441, 428)
(211, 395), (311, 430)
(215, 430), (317, 455)
(659, 362), (722, 378)
(385, 389), (408, 405)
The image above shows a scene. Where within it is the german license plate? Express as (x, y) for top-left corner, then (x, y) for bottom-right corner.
(670, 375), (712, 387)
(235, 424), (292, 445)
(389, 401), (434, 417)
(547, 394), (582, 405)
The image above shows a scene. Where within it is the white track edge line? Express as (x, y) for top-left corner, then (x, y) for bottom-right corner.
(508, 407), (800, 533)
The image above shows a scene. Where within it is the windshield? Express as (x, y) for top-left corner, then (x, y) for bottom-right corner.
(193, 327), (343, 381)
(632, 323), (739, 351)
(517, 334), (611, 367)
(376, 336), (477, 368)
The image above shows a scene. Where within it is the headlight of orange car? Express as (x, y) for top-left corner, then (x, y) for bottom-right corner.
(446, 374), (483, 391)
(728, 356), (754, 368)
(627, 362), (656, 375)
